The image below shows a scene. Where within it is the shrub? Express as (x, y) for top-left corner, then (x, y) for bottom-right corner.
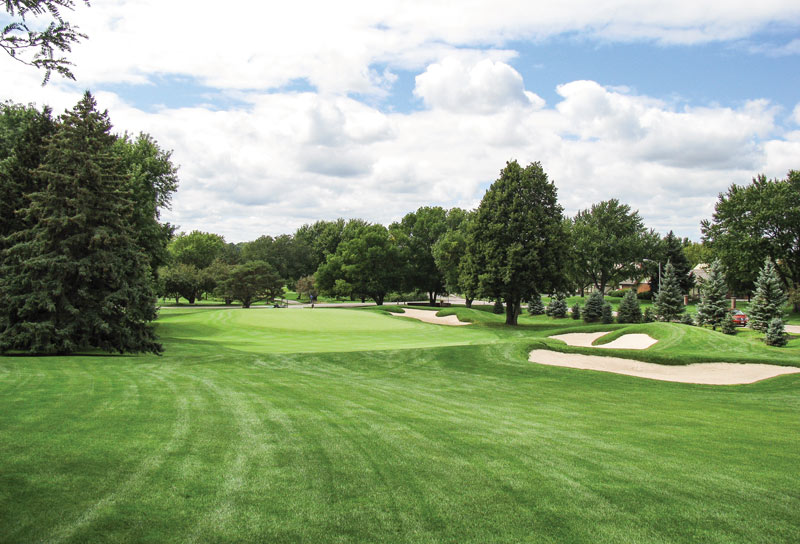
(642, 306), (656, 323)
(583, 292), (605, 323)
(607, 289), (627, 297)
(637, 291), (653, 300)
(528, 295), (545, 315)
(721, 314), (736, 335)
(601, 302), (613, 324)
(616, 289), (642, 324)
(680, 313), (695, 326)
(546, 293), (568, 318)
(571, 303), (581, 320)
(765, 317), (788, 347)
(493, 300), (504, 314)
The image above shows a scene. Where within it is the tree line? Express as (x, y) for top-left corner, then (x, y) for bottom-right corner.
(2, 95), (797, 353)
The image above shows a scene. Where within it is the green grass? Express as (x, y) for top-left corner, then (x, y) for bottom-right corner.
(1, 306), (799, 543)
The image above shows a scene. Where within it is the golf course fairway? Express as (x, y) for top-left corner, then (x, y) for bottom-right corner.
(1, 306), (798, 543)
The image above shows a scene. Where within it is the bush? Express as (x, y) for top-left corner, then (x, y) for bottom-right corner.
(721, 314), (736, 335)
(616, 289), (642, 324)
(546, 294), (568, 318)
(607, 289), (627, 297)
(528, 295), (545, 315)
(583, 292), (605, 323)
(601, 302), (614, 324)
(637, 291), (653, 300)
(493, 300), (504, 314)
(680, 313), (695, 326)
(642, 306), (656, 323)
(571, 303), (581, 320)
(765, 317), (788, 347)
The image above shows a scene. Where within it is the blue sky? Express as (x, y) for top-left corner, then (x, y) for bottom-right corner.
(2, 1), (799, 242)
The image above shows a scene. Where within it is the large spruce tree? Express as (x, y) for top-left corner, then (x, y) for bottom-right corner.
(653, 261), (685, 321)
(0, 92), (161, 354)
(695, 259), (728, 330)
(749, 257), (788, 331)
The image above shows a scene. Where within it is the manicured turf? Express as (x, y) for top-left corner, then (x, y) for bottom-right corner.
(1, 307), (798, 543)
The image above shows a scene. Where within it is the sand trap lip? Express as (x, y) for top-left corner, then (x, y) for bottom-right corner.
(549, 332), (658, 350)
(528, 350), (800, 385)
(388, 308), (471, 326)
(785, 324), (800, 334)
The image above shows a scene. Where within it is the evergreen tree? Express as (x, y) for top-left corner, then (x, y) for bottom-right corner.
(680, 313), (695, 325)
(570, 302), (581, 320)
(547, 293), (568, 318)
(0, 92), (160, 354)
(601, 302), (614, 324)
(642, 306), (656, 323)
(749, 258), (788, 331)
(582, 291), (605, 323)
(528, 294), (545, 315)
(695, 259), (729, 330)
(616, 289), (642, 323)
(765, 317), (787, 347)
(653, 261), (684, 321)
(721, 313), (737, 335)
(492, 299), (504, 314)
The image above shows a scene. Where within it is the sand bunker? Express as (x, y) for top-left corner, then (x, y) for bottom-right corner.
(549, 332), (658, 350)
(528, 350), (800, 385)
(388, 308), (471, 326)
(785, 324), (800, 334)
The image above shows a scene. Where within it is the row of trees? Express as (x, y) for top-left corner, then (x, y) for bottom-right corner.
(0, 94), (178, 353)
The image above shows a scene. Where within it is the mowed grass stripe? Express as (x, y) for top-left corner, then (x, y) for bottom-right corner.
(1, 309), (799, 542)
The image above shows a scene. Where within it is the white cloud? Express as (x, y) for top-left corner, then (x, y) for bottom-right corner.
(414, 57), (544, 113)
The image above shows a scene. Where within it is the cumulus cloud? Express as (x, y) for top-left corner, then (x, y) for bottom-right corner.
(414, 57), (544, 113)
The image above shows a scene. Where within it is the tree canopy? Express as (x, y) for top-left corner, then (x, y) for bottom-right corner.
(466, 160), (568, 325)
(2, 0), (90, 82)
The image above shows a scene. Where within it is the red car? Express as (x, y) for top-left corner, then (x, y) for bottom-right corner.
(731, 310), (749, 326)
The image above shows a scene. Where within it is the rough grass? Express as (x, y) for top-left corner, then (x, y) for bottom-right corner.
(1, 306), (798, 543)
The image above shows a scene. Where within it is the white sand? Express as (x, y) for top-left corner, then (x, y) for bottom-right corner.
(388, 308), (472, 326)
(785, 324), (800, 334)
(549, 332), (658, 350)
(528, 350), (800, 385)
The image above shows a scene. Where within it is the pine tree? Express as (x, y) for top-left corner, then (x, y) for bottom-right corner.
(547, 293), (568, 318)
(749, 258), (788, 331)
(528, 294), (545, 315)
(570, 302), (581, 320)
(695, 259), (729, 330)
(653, 261), (684, 321)
(680, 313), (695, 325)
(583, 291), (605, 323)
(765, 317), (787, 347)
(721, 313), (737, 335)
(642, 306), (656, 323)
(601, 302), (613, 324)
(0, 92), (161, 354)
(616, 289), (642, 323)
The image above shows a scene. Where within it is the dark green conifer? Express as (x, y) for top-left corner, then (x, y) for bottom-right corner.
(749, 258), (787, 331)
(547, 293), (568, 318)
(0, 92), (161, 354)
(695, 260), (729, 330)
(492, 299), (504, 314)
(653, 261), (684, 321)
(528, 294), (545, 315)
(765, 317), (787, 347)
(616, 289), (642, 323)
(721, 313), (737, 335)
(583, 291), (604, 323)
(601, 302), (613, 324)
(570, 302), (581, 319)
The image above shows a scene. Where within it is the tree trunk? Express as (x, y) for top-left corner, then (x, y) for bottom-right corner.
(375, 294), (384, 306)
(505, 296), (520, 325)
(187, 294), (196, 304)
(242, 297), (251, 308)
(465, 297), (473, 308)
(429, 292), (436, 305)
(175, 296), (180, 304)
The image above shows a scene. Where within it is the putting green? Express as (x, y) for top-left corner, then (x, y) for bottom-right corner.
(156, 307), (504, 353)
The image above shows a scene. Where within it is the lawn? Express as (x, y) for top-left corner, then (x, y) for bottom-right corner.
(1, 306), (798, 543)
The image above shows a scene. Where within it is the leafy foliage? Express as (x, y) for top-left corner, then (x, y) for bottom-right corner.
(160, 263), (201, 304)
(169, 230), (225, 270)
(492, 300), (504, 314)
(0, 92), (160, 354)
(695, 260), (729, 330)
(466, 161), (568, 325)
(616, 289), (642, 324)
(653, 261), (685, 321)
(749, 258), (788, 331)
(570, 199), (650, 293)
(701, 172), (800, 306)
(219, 260), (283, 308)
(2, 0), (90, 83)
(391, 206), (449, 303)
